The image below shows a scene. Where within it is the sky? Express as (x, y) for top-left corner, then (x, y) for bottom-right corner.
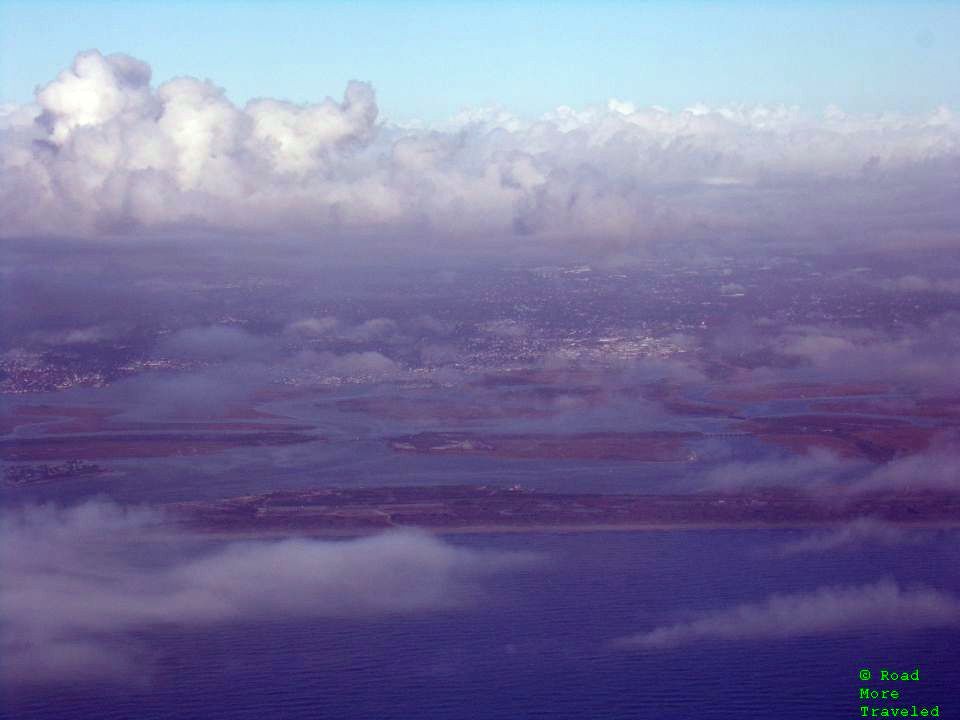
(2, 0), (960, 123)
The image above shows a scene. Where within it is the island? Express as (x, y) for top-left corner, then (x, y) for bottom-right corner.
(169, 485), (960, 537)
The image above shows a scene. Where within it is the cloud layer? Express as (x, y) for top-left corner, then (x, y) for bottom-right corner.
(0, 501), (535, 685)
(3, 50), (959, 252)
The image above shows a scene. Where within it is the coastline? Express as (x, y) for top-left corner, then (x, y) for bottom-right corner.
(170, 519), (960, 541)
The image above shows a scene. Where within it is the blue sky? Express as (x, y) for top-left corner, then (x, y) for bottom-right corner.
(2, 0), (958, 122)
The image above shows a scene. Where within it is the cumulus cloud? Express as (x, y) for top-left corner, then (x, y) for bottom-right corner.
(0, 501), (536, 685)
(3, 50), (960, 253)
(614, 581), (960, 650)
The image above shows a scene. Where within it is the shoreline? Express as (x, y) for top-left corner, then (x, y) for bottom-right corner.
(166, 484), (960, 540)
(171, 519), (960, 540)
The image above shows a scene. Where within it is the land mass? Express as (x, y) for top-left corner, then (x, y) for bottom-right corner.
(169, 485), (960, 536)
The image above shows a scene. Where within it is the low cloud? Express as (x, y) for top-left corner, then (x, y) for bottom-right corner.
(718, 314), (960, 389)
(776, 518), (914, 556)
(156, 325), (273, 361)
(853, 441), (960, 492)
(701, 449), (862, 491)
(614, 581), (960, 650)
(339, 318), (400, 343)
(293, 349), (403, 379)
(111, 368), (256, 417)
(30, 325), (115, 346)
(286, 316), (341, 337)
(0, 501), (536, 685)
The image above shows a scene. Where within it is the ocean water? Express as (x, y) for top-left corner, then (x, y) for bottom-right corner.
(5, 530), (959, 719)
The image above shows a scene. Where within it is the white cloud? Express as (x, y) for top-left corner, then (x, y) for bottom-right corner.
(766, 316), (960, 387)
(0, 501), (536, 685)
(701, 449), (861, 490)
(776, 518), (913, 556)
(854, 442), (960, 492)
(614, 581), (960, 650)
(315, 350), (402, 376)
(3, 50), (960, 253)
(286, 316), (341, 337)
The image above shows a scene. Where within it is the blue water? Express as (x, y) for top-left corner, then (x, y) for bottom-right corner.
(5, 530), (959, 719)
